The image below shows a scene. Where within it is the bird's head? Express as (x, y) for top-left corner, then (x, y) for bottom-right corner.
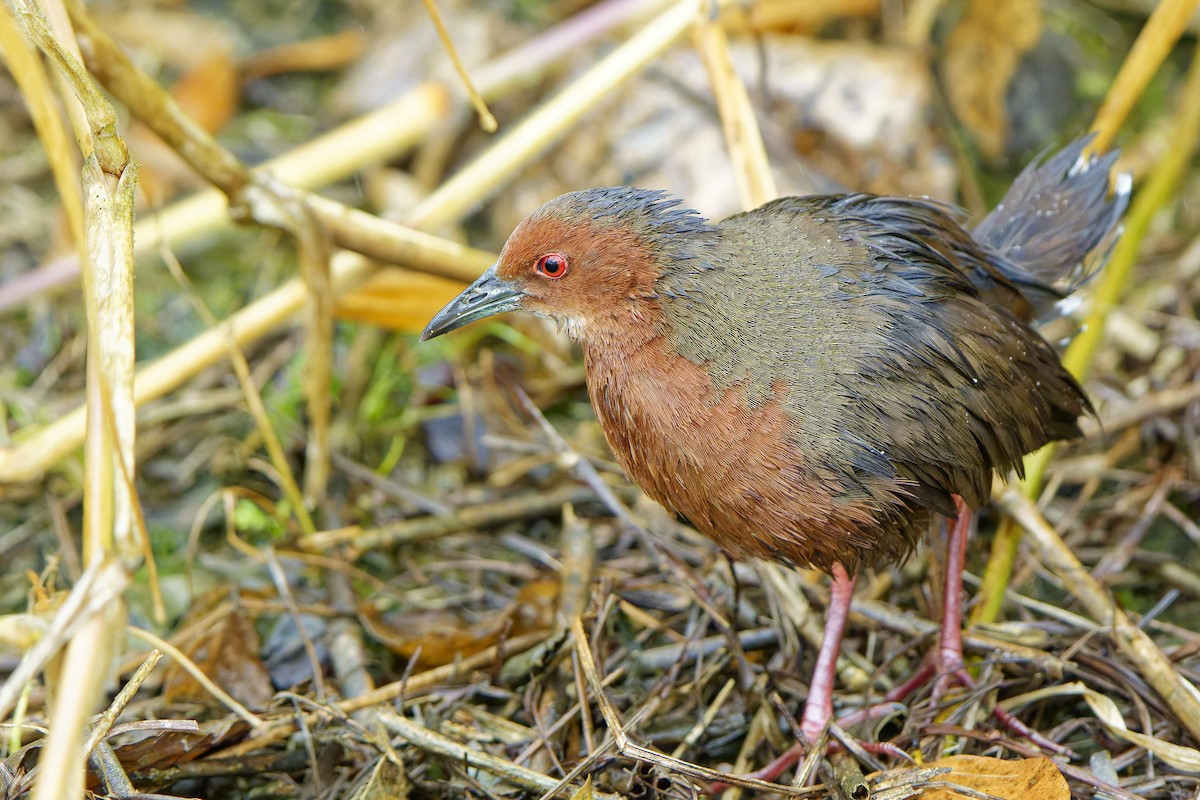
(421, 188), (714, 342)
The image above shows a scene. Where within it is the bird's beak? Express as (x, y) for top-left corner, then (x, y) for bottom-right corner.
(421, 264), (524, 341)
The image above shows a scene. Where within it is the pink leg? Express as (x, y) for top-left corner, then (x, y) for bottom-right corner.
(926, 499), (1072, 754)
(932, 497), (971, 698)
(799, 562), (856, 744)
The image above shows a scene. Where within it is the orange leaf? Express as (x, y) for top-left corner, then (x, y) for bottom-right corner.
(335, 267), (465, 333)
(172, 47), (240, 135)
(920, 755), (1069, 800)
(240, 31), (366, 82)
(363, 577), (559, 666)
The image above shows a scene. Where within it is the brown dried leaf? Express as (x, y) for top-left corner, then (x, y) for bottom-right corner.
(109, 717), (249, 776)
(363, 577), (558, 666)
(171, 47), (240, 135)
(919, 755), (1069, 800)
(240, 31), (366, 82)
(162, 606), (274, 710)
(351, 755), (409, 800)
(941, 0), (1043, 162)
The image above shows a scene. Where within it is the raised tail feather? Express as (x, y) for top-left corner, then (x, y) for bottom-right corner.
(972, 134), (1131, 321)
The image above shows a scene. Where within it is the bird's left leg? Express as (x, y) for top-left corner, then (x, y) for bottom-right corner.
(923, 497), (1070, 753)
(931, 495), (971, 699)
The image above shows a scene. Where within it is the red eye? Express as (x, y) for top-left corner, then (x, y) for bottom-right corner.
(535, 252), (569, 279)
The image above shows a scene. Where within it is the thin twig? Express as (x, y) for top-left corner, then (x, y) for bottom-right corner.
(82, 650), (163, 757)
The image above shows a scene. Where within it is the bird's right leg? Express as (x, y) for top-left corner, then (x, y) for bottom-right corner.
(798, 562), (857, 744)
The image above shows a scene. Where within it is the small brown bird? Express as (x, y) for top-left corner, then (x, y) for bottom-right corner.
(423, 137), (1127, 749)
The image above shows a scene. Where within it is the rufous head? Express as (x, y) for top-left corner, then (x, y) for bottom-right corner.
(421, 188), (713, 341)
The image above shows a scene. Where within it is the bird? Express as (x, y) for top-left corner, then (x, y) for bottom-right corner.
(422, 136), (1128, 755)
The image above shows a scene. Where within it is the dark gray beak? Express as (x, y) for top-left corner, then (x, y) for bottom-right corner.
(421, 264), (524, 341)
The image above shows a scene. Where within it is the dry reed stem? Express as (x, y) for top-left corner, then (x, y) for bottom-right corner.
(995, 485), (1200, 744)
(975, 30), (1200, 624)
(0, 3), (83, 245)
(5, 2), (141, 797)
(693, 13), (777, 208)
(1088, 0), (1200, 154)
(81, 650), (162, 758)
(379, 708), (622, 800)
(26, 0), (90, 156)
(299, 484), (616, 553)
(37, 614), (111, 799)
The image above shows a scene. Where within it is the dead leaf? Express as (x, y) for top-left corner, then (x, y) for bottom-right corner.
(107, 716), (249, 780)
(350, 755), (409, 800)
(162, 604), (274, 710)
(335, 268), (465, 333)
(241, 31), (367, 83)
(568, 777), (595, 800)
(171, 47), (240, 135)
(919, 755), (1069, 800)
(941, 0), (1043, 162)
(362, 577), (558, 666)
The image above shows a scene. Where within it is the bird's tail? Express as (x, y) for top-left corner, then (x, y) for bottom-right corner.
(973, 134), (1131, 322)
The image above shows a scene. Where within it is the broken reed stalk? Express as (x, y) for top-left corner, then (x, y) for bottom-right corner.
(2, 1), (141, 798)
(693, 13), (777, 208)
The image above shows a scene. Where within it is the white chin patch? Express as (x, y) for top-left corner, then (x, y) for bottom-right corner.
(563, 317), (587, 340)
